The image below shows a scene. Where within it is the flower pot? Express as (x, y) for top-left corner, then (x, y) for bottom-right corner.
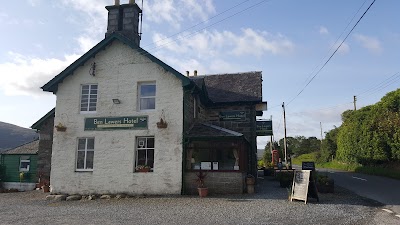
(198, 187), (208, 197)
(246, 177), (255, 185)
(137, 168), (150, 172)
(42, 185), (50, 193)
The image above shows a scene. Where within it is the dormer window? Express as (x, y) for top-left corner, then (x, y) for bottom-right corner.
(138, 82), (156, 111)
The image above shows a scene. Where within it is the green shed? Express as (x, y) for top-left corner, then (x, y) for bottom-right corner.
(0, 140), (39, 191)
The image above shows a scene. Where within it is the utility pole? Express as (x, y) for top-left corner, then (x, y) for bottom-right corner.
(282, 102), (288, 168)
(270, 115), (273, 154)
(320, 122), (323, 143)
(353, 95), (357, 111)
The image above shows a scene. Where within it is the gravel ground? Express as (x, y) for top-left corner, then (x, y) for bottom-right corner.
(0, 176), (383, 225)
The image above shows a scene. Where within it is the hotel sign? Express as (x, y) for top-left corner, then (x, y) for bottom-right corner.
(219, 111), (246, 121)
(256, 120), (273, 136)
(84, 116), (148, 131)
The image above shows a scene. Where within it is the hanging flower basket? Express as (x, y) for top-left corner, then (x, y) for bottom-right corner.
(55, 123), (67, 132)
(156, 118), (168, 128)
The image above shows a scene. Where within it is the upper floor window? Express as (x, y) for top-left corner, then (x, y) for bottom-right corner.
(81, 84), (98, 112)
(138, 83), (156, 111)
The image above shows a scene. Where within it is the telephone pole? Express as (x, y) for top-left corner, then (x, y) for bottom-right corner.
(282, 102), (288, 168)
(270, 115), (273, 153)
(353, 95), (357, 111)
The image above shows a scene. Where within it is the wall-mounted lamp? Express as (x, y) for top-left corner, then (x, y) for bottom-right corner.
(112, 99), (121, 104)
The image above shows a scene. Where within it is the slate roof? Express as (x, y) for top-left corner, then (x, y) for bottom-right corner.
(31, 108), (55, 130)
(2, 140), (39, 155)
(190, 71), (262, 104)
(186, 123), (243, 139)
(42, 33), (191, 93)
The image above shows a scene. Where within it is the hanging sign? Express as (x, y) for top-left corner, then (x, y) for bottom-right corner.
(256, 120), (273, 136)
(302, 161), (315, 171)
(84, 116), (148, 130)
(219, 111), (246, 121)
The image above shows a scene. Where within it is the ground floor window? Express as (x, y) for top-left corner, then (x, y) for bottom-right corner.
(136, 137), (154, 172)
(188, 148), (240, 171)
(76, 138), (94, 171)
(19, 156), (30, 172)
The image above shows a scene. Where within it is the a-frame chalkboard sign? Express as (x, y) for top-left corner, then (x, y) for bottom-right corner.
(290, 170), (319, 204)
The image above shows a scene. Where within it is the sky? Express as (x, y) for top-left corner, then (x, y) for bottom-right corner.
(1, 0), (399, 149)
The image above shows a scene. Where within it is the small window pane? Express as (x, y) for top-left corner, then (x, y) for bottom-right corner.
(82, 85), (89, 90)
(140, 98), (155, 110)
(87, 138), (94, 149)
(140, 85), (156, 97)
(147, 150), (154, 167)
(137, 138), (146, 148)
(20, 161), (30, 170)
(147, 138), (154, 148)
(78, 139), (86, 150)
(137, 150), (146, 165)
(91, 85), (98, 90)
(77, 151), (85, 169)
(86, 151), (94, 169)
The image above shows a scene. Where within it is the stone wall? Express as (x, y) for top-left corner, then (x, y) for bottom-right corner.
(37, 115), (54, 183)
(184, 171), (245, 195)
(51, 40), (184, 195)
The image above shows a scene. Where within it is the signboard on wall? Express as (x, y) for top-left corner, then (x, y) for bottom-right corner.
(84, 116), (148, 131)
(219, 111), (246, 121)
(256, 120), (273, 136)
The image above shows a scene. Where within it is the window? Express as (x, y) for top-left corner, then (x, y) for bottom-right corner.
(80, 84), (98, 112)
(76, 138), (94, 171)
(189, 148), (239, 171)
(138, 83), (156, 111)
(135, 137), (154, 171)
(19, 156), (30, 172)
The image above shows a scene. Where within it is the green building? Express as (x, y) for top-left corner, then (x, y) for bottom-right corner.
(0, 140), (39, 191)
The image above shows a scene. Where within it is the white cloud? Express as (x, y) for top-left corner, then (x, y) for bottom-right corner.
(319, 26), (329, 35)
(0, 52), (79, 96)
(152, 28), (294, 58)
(144, 0), (215, 29)
(27, 0), (42, 7)
(353, 33), (383, 54)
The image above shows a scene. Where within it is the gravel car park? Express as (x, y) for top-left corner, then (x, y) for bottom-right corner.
(0, 176), (383, 225)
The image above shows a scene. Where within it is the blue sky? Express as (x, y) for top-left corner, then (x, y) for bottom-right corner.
(0, 0), (399, 148)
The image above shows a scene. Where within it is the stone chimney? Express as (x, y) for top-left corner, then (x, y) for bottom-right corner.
(105, 0), (142, 46)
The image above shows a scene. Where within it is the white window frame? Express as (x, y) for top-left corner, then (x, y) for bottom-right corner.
(138, 82), (156, 111)
(80, 84), (98, 113)
(76, 137), (95, 172)
(135, 136), (155, 172)
(19, 156), (30, 172)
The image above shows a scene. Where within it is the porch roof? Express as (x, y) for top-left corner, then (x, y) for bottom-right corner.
(186, 123), (244, 140)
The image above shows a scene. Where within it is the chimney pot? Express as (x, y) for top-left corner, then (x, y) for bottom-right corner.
(129, 0), (135, 4)
(186, 71), (190, 77)
(115, 0), (120, 5)
(194, 70), (198, 77)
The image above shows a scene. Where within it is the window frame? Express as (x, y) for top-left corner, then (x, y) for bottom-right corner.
(80, 84), (98, 113)
(76, 137), (95, 172)
(138, 82), (156, 111)
(19, 156), (30, 172)
(135, 136), (155, 172)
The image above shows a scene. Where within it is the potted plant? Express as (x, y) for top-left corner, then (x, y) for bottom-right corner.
(42, 180), (50, 193)
(55, 122), (67, 132)
(195, 170), (208, 197)
(156, 118), (168, 128)
(136, 165), (151, 172)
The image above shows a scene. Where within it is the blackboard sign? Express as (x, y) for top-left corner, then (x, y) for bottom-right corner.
(291, 170), (310, 204)
(302, 161), (315, 171)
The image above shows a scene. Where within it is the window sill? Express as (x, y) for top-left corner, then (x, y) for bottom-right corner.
(75, 169), (93, 172)
(80, 111), (97, 114)
(188, 169), (243, 173)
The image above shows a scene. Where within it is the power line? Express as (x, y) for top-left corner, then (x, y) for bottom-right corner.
(356, 72), (400, 100)
(286, 0), (377, 106)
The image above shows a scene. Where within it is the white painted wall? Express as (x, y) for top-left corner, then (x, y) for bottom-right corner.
(51, 40), (184, 195)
